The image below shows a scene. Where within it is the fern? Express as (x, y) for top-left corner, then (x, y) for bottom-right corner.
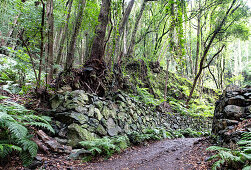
(22, 122), (55, 134)
(0, 101), (54, 166)
(80, 137), (117, 157)
(207, 132), (251, 170)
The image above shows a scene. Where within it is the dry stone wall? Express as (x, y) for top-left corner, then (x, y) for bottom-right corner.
(50, 90), (212, 147)
(212, 86), (251, 145)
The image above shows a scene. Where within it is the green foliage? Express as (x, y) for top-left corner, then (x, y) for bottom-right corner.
(130, 86), (164, 107)
(0, 51), (38, 94)
(0, 98), (54, 166)
(127, 128), (167, 145)
(168, 96), (214, 118)
(79, 135), (129, 160)
(207, 132), (251, 170)
(170, 128), (209, 138)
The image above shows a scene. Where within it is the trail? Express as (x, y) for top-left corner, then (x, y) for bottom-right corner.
(9, 137), (214, 170)
(84, 138), (203, 170)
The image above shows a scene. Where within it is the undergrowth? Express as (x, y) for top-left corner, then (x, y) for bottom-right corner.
(207, 132), (251, 170)
(0, 95), (54, 166)
(79, 127), (206, 161)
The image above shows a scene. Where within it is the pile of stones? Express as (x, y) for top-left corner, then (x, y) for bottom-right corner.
(212, 85), (251, 145)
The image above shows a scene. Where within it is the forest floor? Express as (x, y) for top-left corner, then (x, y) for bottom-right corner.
(7, 137), (215, 170)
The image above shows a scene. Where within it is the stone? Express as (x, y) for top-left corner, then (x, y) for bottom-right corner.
(124, 123), (130, 133)
(138, 117), (142, 124)
(71, 90), (89, 102)
(96, 124), (107, 136)
(103, 106), (116, 119)
(108, 128), (119, 136)
(173, 124), (179, 129)
(94, 100), (103, 109)
(127, 98), (132, 106)
(116, 94), (126, 102)
(142, 117), (146, 124)
(68, 123), (94, 147)
(227, 95), (246, 106)
(224, 105), (244, 120)
(69, 112), (88, 124)
(75, 106), (88, 114)
(118, 112), (126, 120)
(243, 93), (251, 98)
(107, 118), (120, 136)
(107, 118), (116, 128)
(101, 118), (108, 128)
(89, 118), (99, 127)
(51, 94), (64, 109)
(88, 105), (95, 117)
(94, 108), (103, 120)
(132, 113), (138, 121)
(69, 149), (92, 160)
(110, 109), (117, 118)
(55, 137), (68, 145)
(55, 111), (88, 124)
(146, 115), (150, 121)
(110, 103), (118, 112)
(58, 127), (67, 138)
(119, 102), (126, 108)
(131, 124), (137, 130)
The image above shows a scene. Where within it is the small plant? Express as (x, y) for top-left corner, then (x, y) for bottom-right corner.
(127, 128), (166, 145)
(207, 132), (251, 170)
(130, 86), (164, 106)
(0, 98), (54, 166)
(79, 135), (130, 160)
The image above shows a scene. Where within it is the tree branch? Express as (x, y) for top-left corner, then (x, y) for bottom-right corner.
(202, 45), (225, 69)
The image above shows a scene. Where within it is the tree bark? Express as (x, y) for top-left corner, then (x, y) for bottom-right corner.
(88, 0), (111, 62)
(163, 59), (170, 106)
(37, 0), (45, 90)
(47, 0), (54, 83)
(127, 0), (146, 57)
(194, 0), (201, 76)
(65, 0), (86, 71)
(55, 0), (73, 73)
(114, 0), (135, 61)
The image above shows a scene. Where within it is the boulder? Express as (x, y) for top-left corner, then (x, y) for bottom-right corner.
(68, 123), (95, 147)
(55, 111), (88, 124)
(96, 124), (107, 136)
(224, 105), (244, 120)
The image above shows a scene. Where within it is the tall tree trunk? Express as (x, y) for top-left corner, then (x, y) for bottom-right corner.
(37, 0), (45, 91)
(163, 59), (170, 106)
(164, 0), (174, 106)
(65, 0), (86, 71)
(88, 0), (111, 62)
(55, 0), (73, 73)
(47, 0), (54, 83)
(194, 0), (201, 76)
(115, 0), (135, 62)
(127, 0), (146, 57)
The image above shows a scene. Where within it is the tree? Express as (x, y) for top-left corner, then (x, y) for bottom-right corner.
(46, 0), (54, 83)
(54, 0), (73, 74)
(186, 0), (249, 104)
(65, 0), (86, 71)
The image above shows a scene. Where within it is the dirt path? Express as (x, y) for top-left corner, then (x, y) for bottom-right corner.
(6, 137), (214, 170)
(83, 138), (202, 170)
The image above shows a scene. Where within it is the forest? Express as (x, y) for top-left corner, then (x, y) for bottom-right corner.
(0, 0), (250, 169)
